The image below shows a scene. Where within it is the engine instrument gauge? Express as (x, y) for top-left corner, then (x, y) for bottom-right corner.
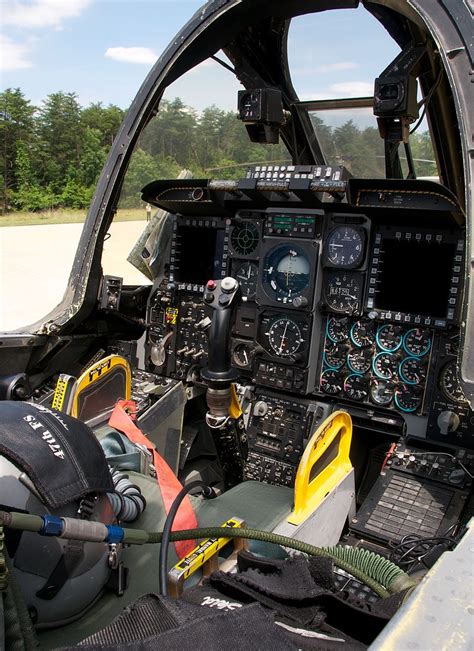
(344, 374), (369, 401)
(350, 319), (376, 347)
(324, 343), (347, 369)
(324, 271), (363, 314)
(234, 261), (258, 299)
(266, 316), (304, 358)
(399, 357), (426, 385)
(439, 360), (468, 405)
(347, 348), (372, 374)
(395, 384), (422, 413)
(370, 379), (395, 406)
(376, 324), (403, 352)
(373, 352), (398, 380)
(233, 342), (254, 368)
(403, 328), (432, 357)
(325, 226), (365, 269)
(327, 317), (349, 343)
(262, 244), (311, 303)
(230, 222), (259, 256)
(320, 369), (343, 395)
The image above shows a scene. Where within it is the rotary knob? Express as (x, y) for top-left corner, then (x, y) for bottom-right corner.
(437, 410), (461, 435)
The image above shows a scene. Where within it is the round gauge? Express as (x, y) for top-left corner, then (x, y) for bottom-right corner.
(439, 360), (468, 405)
(326, 226), (365, 268)
(376, 324), (403, 352)
(373, 352), (398, 380)
(350, 319), (376, 348)
(370, 379), (395, 407)
(327, 317), (349, 343)
(320, 369), (343, 395)
(324, 271), (363, 314)
(230, 222), (259, 256)
(399, 357), (426, 385)
(234, 261), (258, 299)
(403, 328), (432, 357)
(344, 374), (369, 401)
(267, 316), (303, 358)
(347, 348), (372, 374)
(395, 384), (422, 413)
(324, 343), (347, 370)
(262, 244), (311, 303)
(233, 342), (254, 368)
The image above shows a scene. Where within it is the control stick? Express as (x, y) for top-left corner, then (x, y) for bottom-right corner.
(201, 277), (241, 422)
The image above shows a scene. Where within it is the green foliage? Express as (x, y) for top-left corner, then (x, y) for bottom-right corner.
(0, 88), (36, 211)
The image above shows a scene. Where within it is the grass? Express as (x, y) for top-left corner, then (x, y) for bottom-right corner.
(0, 208), (147, 227)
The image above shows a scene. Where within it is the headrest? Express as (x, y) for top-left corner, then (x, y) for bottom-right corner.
(0, 401), (114, 509)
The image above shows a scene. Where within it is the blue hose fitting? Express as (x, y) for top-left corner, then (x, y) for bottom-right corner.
(40, 515), (63, 536)
(106, 525), (125, 544)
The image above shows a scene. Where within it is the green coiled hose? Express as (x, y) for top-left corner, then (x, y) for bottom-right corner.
(145, 526), (414, 598)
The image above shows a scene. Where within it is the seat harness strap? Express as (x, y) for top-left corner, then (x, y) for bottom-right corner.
(109, 400), (197, 558)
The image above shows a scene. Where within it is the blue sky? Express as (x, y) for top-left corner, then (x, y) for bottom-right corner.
(1, 0), (400, 112)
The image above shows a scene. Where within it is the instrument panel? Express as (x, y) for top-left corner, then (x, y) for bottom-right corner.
(144, 193), (471, 452)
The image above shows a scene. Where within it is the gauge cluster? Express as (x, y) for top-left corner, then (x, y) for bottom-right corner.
(318, 316), (434, 415)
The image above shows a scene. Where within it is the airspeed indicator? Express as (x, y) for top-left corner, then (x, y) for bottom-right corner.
(325, 226), (365, 269)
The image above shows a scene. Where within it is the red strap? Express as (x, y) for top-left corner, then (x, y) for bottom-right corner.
(109, 399), (197, 558)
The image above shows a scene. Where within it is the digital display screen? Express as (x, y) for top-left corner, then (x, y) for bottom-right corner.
(174, 225), (219, 285)
(374, 238), (456, 318)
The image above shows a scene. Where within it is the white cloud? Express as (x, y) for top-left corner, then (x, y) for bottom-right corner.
(105, 47), (157, 65)
(329, 81), (373, 97)
(2, 0), (92, 29)
(316, 62), (359, 74)
(0, 35), (33, 71)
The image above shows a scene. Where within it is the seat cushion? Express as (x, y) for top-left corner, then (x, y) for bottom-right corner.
(195, 480), (293, 531)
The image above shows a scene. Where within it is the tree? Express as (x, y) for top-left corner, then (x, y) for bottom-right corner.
(120, 148), (163, 208)
(0, 88), (36, 213)
(35, 92), (84, 191)
(78, 127), (106, 187)
(81, 102), (124, 147)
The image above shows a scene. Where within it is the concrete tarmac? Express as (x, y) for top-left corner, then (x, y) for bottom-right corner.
(0, 221), (148, 332)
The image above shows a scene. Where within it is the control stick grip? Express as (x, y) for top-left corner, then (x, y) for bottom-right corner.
(201, 277), (240, 384)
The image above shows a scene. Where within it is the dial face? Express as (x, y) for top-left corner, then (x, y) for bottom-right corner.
(320, 369), (343, 395)
(403, 328), (432, 357)
(262, 244), (311, 303)
(376, 324), (403, 352)
(234, 261), (258, 299)
(230, 222), (259, 256)
(350, 319), (376, 348)
(399, 357), (426, 385)
(266, 316), (304, 358)
(373, 352), (398, 380)
(326, 226), (364, 268)
(439, 360), (468, 405)
(347, 348), (372, 374)
(239, 91), (260, 120)
(344, 374), (369, 401)
(327, 317), (349, 343)
(324, 343), (347, 369)
(233, 342), (254, 368)
(324, 271), (363, 314)
(370, 379), (395, 406)
(395, 384), (422, 413)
